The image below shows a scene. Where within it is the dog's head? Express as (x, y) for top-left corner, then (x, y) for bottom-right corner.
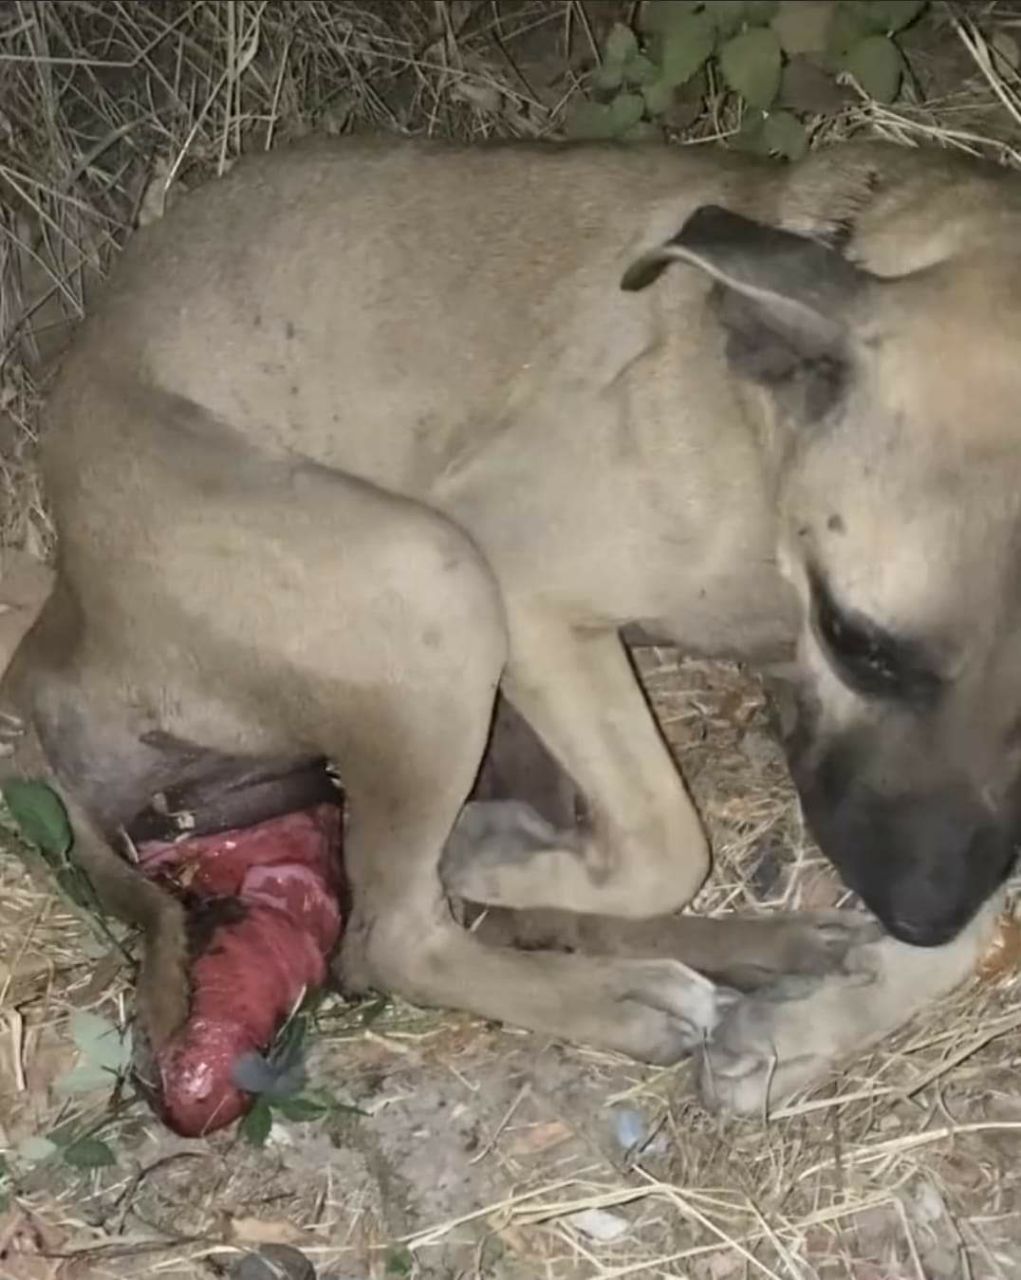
(624, 187), (1021, 946)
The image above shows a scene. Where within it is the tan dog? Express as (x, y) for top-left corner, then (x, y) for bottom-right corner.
(4, 137), (1018, 1114)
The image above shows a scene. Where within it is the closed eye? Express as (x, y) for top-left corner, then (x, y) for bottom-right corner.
(809, 569), (944, 706)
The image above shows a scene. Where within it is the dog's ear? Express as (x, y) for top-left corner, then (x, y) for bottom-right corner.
(622, 205), (875, 416)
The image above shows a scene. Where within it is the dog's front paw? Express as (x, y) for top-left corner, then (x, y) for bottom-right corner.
(768, 912), (883, 977)
(696, 958), (881, 1116)
(695, 979), (820, 1115)
(600, 959), (741, 1064)
(698, 899), (1004, 1116)
(709, 911), (883, 990)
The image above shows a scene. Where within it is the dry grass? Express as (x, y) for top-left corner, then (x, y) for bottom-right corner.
(4, 2), (1021, 1277)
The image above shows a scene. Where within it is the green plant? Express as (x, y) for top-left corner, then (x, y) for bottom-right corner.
(235, 991), (368, 1147)
(16, 1118), (120, 1175)
(0, 779), (100, 913)
(566, 0), (928, 158)
(240, 1089), (368, 1147)
(56, 1011), (133, 1095)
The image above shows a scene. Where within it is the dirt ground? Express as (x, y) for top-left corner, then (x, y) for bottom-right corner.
(4, 652), (1021, 1279)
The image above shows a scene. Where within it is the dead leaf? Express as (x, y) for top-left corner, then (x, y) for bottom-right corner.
(451, 80), (504, 114)
(505, 1119), (571, 1156)
(228, 1216), (306, 1246)
(797, 868), (843, 911)
(490, 1224), (533, 1258)
(565, 1207), (629, 1243)
(976, 911), (1021, 985)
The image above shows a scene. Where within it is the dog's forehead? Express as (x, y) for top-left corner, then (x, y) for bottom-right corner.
(867, 254), (1021, 438)
(784, 248), (1021, 636)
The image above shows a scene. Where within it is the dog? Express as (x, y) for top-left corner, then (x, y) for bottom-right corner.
(4, 136), (1018, 1115)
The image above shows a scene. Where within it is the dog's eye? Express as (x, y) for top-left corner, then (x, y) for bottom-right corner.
(810, 572), (943, 705)
(815, 594), (898, 687)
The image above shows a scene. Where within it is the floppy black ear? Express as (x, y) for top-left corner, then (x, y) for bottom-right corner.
(622, 205), (875, 416)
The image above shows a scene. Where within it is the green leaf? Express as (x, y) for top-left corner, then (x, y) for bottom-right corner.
(55, 864), (99, 911)
(17, 1136), (58, 1164)
(295, 1088), (368, 1118)
(720, 26), (782, 108)
(709, 2), (750, 37)
(771, 1), (835, 55)
(852, 1), (925, 34)
(386, 1248), (414, 1277)
(826, 3), (869, 58)
(605, 22), (638, 65)
(565, 99), (616, 139)
(240, 1098), (274, 1146)
(639, 0), (699, 34)
(3, 780), (73, 859)
(705, 0), (779, 34)
(780, 55), (851, 113)
(659, 12), (716, 88)
(594, 61), (624, 92)
(328, 1100), (370, 1117)
(642, 77), (675, 116)
(55, 1062), (119, 1094)
(269, 1009), (309, 1068)
(621, 121), (661, 141)
(763, 109), (808, 159)
(62, 1136), (116, 1169)
(57, 1013), (130, 1093)
(47, 1117), (85, 1149)
(609, 93), (645, 134)
(274, 1095), (329, 1122)
(844, 33), (902, 102)
(731, 110), (771, 154)
(71, 1012), (132, 1071)
(622, 53), (658, 87)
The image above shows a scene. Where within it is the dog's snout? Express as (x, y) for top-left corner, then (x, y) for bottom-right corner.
(793, 748), (1016, 946)
(868, 792), (1010, 946)
(885, 913), (959, 948)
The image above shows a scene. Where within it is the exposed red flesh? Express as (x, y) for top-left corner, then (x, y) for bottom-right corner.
(137, 803), (344, 1137)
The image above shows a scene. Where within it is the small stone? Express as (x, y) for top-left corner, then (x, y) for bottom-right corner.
(231, 1244), (316, 1280)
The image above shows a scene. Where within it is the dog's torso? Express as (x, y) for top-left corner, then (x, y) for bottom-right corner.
(49, 138), (1021, 664)
(43, 140), (831, 664)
